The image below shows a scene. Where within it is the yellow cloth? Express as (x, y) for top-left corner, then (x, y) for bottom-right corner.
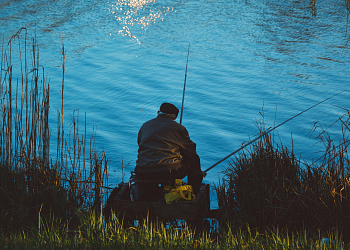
(164, 179), (196, 204)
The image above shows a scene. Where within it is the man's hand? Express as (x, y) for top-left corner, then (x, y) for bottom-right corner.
(202, 171), (207, 178)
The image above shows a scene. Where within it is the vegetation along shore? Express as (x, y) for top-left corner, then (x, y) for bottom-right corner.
(1, 29), (350, 249)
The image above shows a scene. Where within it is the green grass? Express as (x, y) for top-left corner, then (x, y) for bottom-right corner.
(0, 212), (348, 249)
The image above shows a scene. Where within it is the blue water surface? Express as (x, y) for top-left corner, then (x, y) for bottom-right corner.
(1, 0), (350, 203)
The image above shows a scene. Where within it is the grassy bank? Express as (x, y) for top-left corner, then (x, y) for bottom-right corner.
(1, 29), (350, 248)
(0, 213), (347, 250)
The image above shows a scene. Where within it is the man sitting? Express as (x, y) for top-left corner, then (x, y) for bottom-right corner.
(131, 103), (205, 201)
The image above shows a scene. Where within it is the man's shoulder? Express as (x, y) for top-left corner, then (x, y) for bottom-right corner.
(141, 116), (159, 125)
(142, 116), (186, 130)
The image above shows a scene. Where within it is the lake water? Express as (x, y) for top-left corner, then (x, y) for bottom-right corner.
(1, 0), (350, 196)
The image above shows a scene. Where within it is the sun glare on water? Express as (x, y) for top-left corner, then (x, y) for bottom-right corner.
(107, 0), (174, 44)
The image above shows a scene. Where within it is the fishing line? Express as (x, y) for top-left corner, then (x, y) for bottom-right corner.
(179, 41), (190, 125)
(204, 90), (347, 174)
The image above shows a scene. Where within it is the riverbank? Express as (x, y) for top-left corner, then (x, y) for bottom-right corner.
(1, 30), (350, 249)
(0, 213), (347, 250)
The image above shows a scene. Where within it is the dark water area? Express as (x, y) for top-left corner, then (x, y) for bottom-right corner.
(1, 1), (350, 206)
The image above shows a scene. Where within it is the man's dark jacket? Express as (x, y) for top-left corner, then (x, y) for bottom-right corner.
(136, 115), (198, 174)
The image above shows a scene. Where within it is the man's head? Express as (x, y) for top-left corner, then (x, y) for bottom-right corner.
(158, 103), (179, 120)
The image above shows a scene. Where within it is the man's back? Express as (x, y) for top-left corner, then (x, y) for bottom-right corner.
(136, 115), (197, 174)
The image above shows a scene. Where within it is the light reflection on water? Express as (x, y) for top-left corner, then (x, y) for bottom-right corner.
(107, 0), (174, 44)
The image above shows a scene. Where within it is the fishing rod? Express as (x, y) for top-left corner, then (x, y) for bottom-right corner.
(203, 90), (346, 174)
(179, 41), (190, 125)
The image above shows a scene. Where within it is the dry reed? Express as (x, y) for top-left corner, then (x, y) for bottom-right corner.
(0, 28), (109, 233)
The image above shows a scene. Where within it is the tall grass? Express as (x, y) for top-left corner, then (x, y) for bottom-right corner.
(215, 112), (350, 241)
(0, 28), (109, 233)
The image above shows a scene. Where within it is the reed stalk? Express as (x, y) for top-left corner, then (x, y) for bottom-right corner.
(0, 29), (109, 233)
